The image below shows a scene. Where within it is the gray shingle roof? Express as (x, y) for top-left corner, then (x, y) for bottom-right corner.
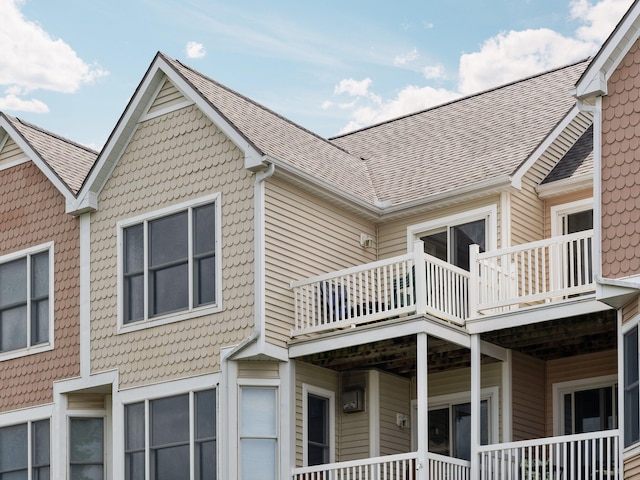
(3, 114), (97, 195)
(542, 125), (593, 184)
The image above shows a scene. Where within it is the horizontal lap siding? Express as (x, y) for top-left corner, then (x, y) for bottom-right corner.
(511, 351), (545, 441)
(623, 297), (640, 324)
(264, 178), (376, 347)
(379, 371), (411, 456)
(626, 452), (640, 479)
(147, 79), (189, 113)
(237, 361), (279, 379)
(0, 137), (27, 165)
(91, 103), (254, 389)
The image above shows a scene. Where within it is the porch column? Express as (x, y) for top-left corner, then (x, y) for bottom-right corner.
(417, 332), (429, 480)
(470, 333), (481, 480)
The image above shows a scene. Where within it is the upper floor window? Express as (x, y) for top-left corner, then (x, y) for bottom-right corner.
(0, 419), (50, 478)
(119, 195), (221, 329)
(0, 244), (53, 359)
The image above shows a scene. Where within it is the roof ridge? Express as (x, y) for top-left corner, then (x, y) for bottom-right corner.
(3, 113), (98, 155)
(164, 53), (355, 158)
(330, 57), (591, 140)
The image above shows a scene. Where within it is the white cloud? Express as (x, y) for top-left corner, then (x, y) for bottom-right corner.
(423, 64), (446, 80)
(0, 0), (107, 112)
(394, 48), (419, 66)
(570, 0), (633, 43)
(0, 93), (49, 113)
(185, 41), (207, 59)
(334, 78), (382, 104)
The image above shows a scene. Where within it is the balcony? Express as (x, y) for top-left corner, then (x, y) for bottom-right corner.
(290, 231), (594, 337)
(290, 430), (620, 480)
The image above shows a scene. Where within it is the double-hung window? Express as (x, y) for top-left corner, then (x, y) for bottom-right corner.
(0, 244), (52, 358)
(240, 387), (277, 480)
(302, 384), (334, 467)
(69, 417), (104, 480)
(120, 195), (220, 327)
(0, 419), (50, 479)
(124, 389), (216, 480)
(625, 326), (640, 447)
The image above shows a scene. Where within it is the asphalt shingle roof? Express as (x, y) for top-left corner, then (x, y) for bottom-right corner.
(542, 125), (593, 184)
(3, 114), (97, 195)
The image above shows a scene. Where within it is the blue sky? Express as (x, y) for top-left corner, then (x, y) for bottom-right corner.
(0, 0), (635, 149)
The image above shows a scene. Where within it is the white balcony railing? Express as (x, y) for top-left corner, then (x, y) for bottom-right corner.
(478, 430), (620, 480)
(291, 452), (471, 480)
(290, 232), (594, 337)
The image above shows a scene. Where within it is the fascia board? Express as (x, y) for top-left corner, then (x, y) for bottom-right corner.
(535, 174), (593, 199)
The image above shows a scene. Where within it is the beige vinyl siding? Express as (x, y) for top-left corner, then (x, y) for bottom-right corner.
(341, 370), (370, 461)
(511, 351), (545, 441)
(378, 196), (502, 260)
(545, 350), (617, 437)
(67, 394), (106, 410)
(379, 371), (411, 456)
(264, 178), (377, 347)
(625, 452), (640, 479)
(90, 104), (254, 389)
(295, 362), (340, 467)
(147, 78), (189, 114)
(237, 361), (280, 379)
(0, 137), (26, 165)
(623, 297), (640, 325)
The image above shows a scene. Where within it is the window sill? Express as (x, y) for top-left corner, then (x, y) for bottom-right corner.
(0, 343), (54, 362)
(117, 304), (223, 334)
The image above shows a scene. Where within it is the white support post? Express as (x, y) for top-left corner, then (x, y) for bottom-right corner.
(417, 332), (429, 480)
(414, 240), (427, 314)
(469, 244), (480, 319)
(470, 333), (481, 480)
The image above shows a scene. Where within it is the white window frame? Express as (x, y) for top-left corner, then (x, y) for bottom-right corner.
(410, 387), (499, 453)
(0, 242), (54, 361)
(550, 198), (593, 238)
(117, 194), (222, 333)
(622, 317), (640, 456)
(67, 410), (109, 480)
(407, 205), (498, 258)
(0, 412), (52, 479)
(302, 383), (335, 466)
(120, 378), (219, 480)
(552, 374), (618, 436)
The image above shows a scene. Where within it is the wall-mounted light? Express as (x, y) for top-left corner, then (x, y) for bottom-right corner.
(342, 386), (365, 413)
(360, 233), (373, 249)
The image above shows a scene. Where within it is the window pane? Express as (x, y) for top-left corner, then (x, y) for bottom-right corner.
(125, 452), (145, 480)
(452, 400), (488, 461)
(151, 394), (189, 446)
(451, 219), (485, 270)
(428, 408), (450, 456)
(626, 387), (640, 447)
(69, 418), (104, 463)
(151, 263), (188, 316)
(0, 424), (27, 472)
(33, 420), (50, 467)
(566, 210), (593, 234)
(31, 252), (49, 298)
(1, 306), (27, 351)
(625, 328), (639, 387)
(196, 440), (216, 480)
(149, 212), (188, 267)
(124, 274), (144, 323)
(242, 388), (276, 436)
(241, 438), (276, 480)
(194, 204), (215, 256)
(574, 388), (609, 433)
(0, 258), (26, 307)
(124, 224), (144, 273)
(70, 465), (103, 480)
(31, 299), (49, 345)
(195, 256), (216, 306)
(421, 231), (447, 262)
(308, 394), (328, 445)
(125, 403), (145, 450)
(564, 393), (573, 435)
(153, 445), (189, 480)
(196, 389), (216, 440)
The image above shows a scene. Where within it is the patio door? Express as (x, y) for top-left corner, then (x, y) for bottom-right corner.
(563, 385), (617, 435)
(420, 219), (486, 271)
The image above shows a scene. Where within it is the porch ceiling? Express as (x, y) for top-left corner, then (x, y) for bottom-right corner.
(299, 309), (616, 377)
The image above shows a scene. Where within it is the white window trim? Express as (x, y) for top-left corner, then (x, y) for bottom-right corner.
(410, 387), (499, 451)
(116, 193), (223, 334)
(552, 374), (617, 436)
(302, 383), (336, 467)
(0, 242), (55, 362)
(407, 205), (498, 254)
(550, 197), (593, 237)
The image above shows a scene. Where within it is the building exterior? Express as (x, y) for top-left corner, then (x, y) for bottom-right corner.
(5, 2), (640, 478)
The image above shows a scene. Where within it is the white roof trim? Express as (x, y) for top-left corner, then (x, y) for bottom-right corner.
(536, 173), (593, 199)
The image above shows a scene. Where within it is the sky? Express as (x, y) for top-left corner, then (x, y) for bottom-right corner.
(0, 0), (636, 150)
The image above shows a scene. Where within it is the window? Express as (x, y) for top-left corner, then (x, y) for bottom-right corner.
(0, 419), (50, 479)
(428, 400), (489, 461)
(303, 384), (334, 466)
(124, 389), (216, 480)
(240, 387), (277, 480)
(0, 244), (52, 358)
(69, 417), (104, 480)
(625, 326), (639, 447)
(120, 196), (220, 327)
(563, 385), (616, 435)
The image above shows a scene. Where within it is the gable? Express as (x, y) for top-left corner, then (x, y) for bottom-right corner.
(0, 136), (28, 170)
(146, 77), (191, 116)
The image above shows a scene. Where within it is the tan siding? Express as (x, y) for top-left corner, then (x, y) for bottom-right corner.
(0, 161), (81, 412)
(147, 78), (188, 113)
(511, 351), (545, 441)
(602, 37), (640, 279)
(0, 137), (26, 165)
(237, 361), (280, 379)
(295, 362), (340, 467)
(625, 452), (640, 480)
(67, 394), (106, 410)
(264, 178), (376, 346)
(623, 296), (640, 324)
(379, 371), (411, 456)
(545, 350), (617, 436)
(341, 370), (370, 461)
(90, 105), (254, 389)
(378, 196), (502, 259)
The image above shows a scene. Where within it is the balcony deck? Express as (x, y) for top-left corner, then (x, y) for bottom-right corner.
(291, 231), (594, 337)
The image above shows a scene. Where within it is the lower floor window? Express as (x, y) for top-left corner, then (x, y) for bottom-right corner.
(69, 417), (104, 480)
(240, 387), (277, 480)
(0, 419), (50, 479)
(125, 389), (216, 480)
(429, 400), (488, 461)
